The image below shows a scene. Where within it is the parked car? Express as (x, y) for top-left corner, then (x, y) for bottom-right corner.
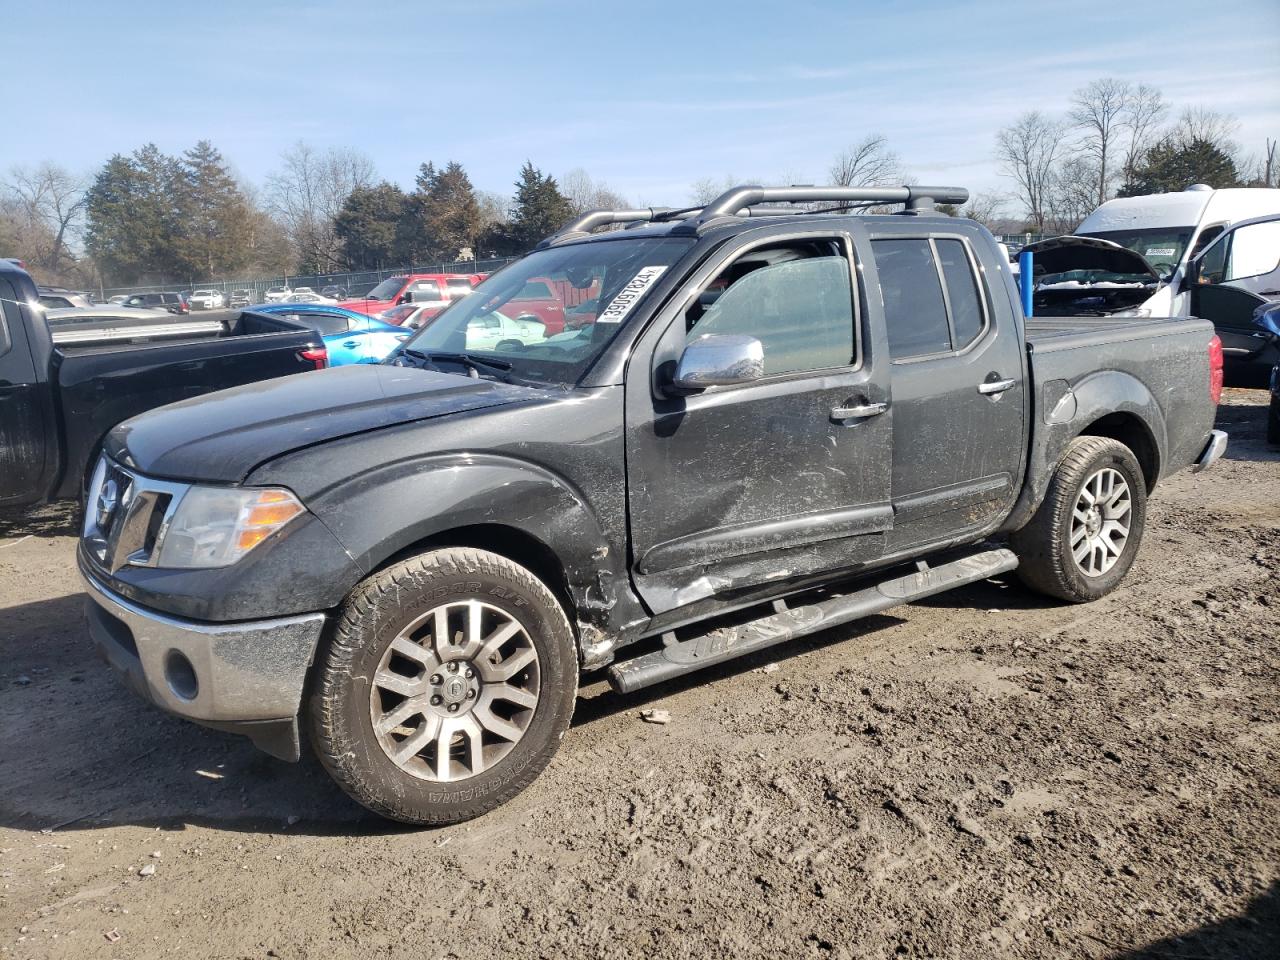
(263, 286), (293, 302)
(1181, 213), (1280, 383)
(36, 286), (94, 310)
(249, 303), (411, 365)
(78, 183), (1226, 826)
(229, 289), (254, 308)
(189, 289), (226, 310)
(460, 309), (546, 349)
(280, 291), (338, 305)
(338, 273), (480, 319)
(106, 294), (129, 305)
(0, 261), (327, 508)
(500, 276), (567, 333)
(1023, 185), (1280, 318)
(1255, 303), (1280, 444)
(320, 285), (349, 300)
(121, 291), (189, 315)
(292, 286), (316, 295)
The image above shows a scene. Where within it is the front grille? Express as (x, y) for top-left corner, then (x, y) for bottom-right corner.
(83, 456), (190, 574)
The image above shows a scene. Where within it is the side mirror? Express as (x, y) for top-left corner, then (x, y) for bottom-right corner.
(1253, 303), (1280, 339)
(399, 292), (413, 304)
(672, 334), (765, 391)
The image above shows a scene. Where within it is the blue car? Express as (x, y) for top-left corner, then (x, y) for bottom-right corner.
(247, 303), (411, 366)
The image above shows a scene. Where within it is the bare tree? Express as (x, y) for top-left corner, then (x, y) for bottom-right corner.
(3, 162), (89, 274)
(1171, 107), (1240, 156)
(265, 142), (376, 272)
(1069, 78), (1130, 206)
(959, 190), (1008, 228)
(1046, 156), (1101, 233)
(560, 168), (629, 216)
(688, 175), (740, 206)
(996, 111), (1067, 232)
(1120, 84), (1167, 185)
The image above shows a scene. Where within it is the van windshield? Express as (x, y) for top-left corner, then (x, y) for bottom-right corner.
(1079, 228), (1194, 280)
(394, 237), (693, 386)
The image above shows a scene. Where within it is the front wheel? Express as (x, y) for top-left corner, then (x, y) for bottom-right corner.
(309, 547), (578, 825)
(1010, 436), (1147, 603)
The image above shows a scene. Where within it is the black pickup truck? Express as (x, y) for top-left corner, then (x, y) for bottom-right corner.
(0, 261), (326, 508)
(79, 185), (1227, 825)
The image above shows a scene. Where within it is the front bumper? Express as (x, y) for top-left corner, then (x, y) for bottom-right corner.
(81, 563), (326, 761)
(1193, 429), (1228, 473)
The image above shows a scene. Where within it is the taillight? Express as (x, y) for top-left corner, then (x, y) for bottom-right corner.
(299, 347), (328, 370)
(1207, 335), (1223, 405)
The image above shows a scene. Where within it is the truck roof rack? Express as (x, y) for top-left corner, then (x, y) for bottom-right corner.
(537, 208), (684, 248)
(537, 184), (970, 246)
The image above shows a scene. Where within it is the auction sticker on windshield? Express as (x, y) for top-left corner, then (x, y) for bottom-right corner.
(597, 266), (668, 323)
(1145, 247), (1176, 258)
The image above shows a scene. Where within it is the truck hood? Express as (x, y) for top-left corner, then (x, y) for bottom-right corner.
(106, 364), (549, 483)
(1022, 235), (1163, 283)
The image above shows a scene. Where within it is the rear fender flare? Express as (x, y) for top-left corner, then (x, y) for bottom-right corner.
(1002, 370), (1166, 533)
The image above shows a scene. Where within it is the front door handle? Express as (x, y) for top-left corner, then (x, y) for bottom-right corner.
(342, 340), (360, 348)
(831, 401), (888, 420)
(978, 378), (1017, 395)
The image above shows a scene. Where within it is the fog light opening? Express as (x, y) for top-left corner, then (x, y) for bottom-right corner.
(164, 650), (198, 701)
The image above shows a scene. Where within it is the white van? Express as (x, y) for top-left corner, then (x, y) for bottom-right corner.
(1024, 185), (1280, 317)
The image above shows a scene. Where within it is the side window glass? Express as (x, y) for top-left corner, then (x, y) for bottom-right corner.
(1225, 220), (1280, 282)
(1188, 224), (1223, 260)
(1197, 232), (1229, 285)
(936, 239), (986, 348)
(687, 253), (855, 377)
(873, 239), (950, 359)
(0, 279), (14, 357)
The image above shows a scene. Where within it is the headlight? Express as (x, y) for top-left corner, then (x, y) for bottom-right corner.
(155, 486), (305, 569)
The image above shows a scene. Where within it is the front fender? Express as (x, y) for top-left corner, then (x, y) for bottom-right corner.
(1001, 369), (1167, 533)
(292, 452), (646, 644)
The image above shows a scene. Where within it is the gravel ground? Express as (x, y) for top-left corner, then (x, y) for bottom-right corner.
(1, 389), (1277, 960)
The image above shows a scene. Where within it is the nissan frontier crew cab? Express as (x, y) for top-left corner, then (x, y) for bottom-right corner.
(79, 184), (1228, 825)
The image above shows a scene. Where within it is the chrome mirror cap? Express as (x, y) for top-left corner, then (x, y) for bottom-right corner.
(673, 334), (765, 390)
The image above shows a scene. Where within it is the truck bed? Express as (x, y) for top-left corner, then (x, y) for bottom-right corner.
(1024, 315), (1201, 350)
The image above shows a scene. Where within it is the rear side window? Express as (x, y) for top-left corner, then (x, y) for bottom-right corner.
(292, 313), (351, 336)
(519, 281), (553, 299)
(410, 280), (442, 297)
(873, 239), (950, 359)
(446, 280), (474, 297)
(935, 239), (986, 348)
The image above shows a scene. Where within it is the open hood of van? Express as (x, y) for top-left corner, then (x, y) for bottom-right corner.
(1022, 235), (1163, 283)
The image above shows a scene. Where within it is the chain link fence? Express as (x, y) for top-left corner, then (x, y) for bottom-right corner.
(99, 257), (520, 301)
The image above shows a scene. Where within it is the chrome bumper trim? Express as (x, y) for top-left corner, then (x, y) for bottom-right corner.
(1192, 429), (1228, 473)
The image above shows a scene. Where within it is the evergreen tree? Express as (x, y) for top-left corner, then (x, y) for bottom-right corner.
(84, 144), (188, 284)
(506, 162), (574, 252)
(335, 182), (407, 269)
(1118, 138), (1240, 197)
(418, 161), (481, 261)
(179, 140), (253, 277)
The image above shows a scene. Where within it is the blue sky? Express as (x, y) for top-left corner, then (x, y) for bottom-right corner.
(4, 0), (1278, 208)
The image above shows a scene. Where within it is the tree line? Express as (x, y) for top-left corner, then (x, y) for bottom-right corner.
(996, 78), (1277, 233)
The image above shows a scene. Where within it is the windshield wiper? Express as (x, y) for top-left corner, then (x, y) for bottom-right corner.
(400, 348), (513, 379)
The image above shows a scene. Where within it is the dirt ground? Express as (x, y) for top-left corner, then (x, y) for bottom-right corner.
(1, 389), (1277, 960)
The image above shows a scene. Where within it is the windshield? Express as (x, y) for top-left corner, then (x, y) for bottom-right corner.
(394, 236), (693, 385)
(365, 277), (407, 301)
(1078, 228), (1194, 280)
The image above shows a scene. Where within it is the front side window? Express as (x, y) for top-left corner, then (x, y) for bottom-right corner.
(873, 239), (950, 359)
(686, 243), (855, 377)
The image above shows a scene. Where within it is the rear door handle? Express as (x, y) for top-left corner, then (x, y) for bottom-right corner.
(978, 378), (1017, 395)
(831, 401), (888, 420)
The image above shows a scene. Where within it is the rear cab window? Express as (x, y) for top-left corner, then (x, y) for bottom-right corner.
(872, 237), (988, 360)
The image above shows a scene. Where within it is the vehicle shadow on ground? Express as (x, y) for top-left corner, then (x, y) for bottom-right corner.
(0, 501), (78, 540)
(1107, 880), (1279, 959)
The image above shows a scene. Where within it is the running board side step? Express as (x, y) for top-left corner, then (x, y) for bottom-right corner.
(607, 548), (1018, 694)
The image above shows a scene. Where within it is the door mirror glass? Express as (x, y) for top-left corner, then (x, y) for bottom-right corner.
(400, 292), (413, 304)
(1254, 303), (1280, 338)
(673, 334), (765, 390)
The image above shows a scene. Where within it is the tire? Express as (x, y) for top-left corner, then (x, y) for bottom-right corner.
(1010, 436), (1147, 603)
(309, 547), (578, 825)
(1268, 393), (1280, 446)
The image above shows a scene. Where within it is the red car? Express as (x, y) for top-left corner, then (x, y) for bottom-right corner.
(500, 277), (567, 334)
(338, 273), (480, 321)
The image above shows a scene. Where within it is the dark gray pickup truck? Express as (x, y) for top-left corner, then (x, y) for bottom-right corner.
(79, 184), (1227, 825)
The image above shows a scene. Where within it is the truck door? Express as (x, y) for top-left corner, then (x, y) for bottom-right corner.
(0, 278), (50, 506)
(866, 231), (1027, 551)
(1188, 216), (1280, 368)
(625, 229), (893, 615)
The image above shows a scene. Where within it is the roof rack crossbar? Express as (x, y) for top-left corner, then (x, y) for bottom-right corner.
(537, 207), (681, 248)
(700, 184), (969, 218)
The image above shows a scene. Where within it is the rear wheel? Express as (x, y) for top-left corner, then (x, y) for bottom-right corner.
(309, 547), (578, 825)
(1010, 436), (1147, 603)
